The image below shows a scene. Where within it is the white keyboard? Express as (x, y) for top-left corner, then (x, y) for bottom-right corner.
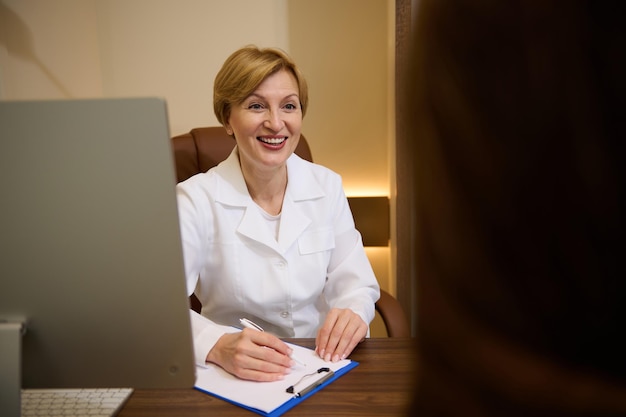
(21, 388), (133, 417)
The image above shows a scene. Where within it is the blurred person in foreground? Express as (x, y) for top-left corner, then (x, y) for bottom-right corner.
(406, 1), (626, 415)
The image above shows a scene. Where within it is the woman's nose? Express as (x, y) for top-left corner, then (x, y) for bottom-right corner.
(264, 110), (285, 132)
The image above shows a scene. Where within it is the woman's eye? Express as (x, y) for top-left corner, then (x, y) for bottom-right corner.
(284, 103), (298, 111)
(247, 103), (264, 110)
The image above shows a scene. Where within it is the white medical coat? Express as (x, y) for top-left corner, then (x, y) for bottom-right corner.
(176, 148), (380, 365)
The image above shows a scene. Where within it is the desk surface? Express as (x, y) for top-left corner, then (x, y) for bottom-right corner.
(118, 337), (416, 417)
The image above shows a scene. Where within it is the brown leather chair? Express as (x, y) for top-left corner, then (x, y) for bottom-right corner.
(376, 289), (410, 337)
(171, 126), (410, 337)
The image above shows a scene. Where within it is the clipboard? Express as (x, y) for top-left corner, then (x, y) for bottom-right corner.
(194, 341), (358, 417)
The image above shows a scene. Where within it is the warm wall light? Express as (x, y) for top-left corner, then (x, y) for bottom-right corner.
(347, 196), (390, 246)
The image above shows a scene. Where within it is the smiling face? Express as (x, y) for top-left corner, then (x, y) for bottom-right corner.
(225, 69), (302, 174)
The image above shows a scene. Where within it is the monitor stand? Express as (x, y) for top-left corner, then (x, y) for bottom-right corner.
(0, 321), (25, 417)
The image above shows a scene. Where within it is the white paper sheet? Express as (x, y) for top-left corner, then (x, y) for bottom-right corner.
(194, 342), (352, 413)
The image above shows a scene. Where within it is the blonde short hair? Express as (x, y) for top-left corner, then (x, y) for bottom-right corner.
(213, 45), (309, 126)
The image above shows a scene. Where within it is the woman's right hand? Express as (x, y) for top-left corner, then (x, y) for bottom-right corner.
(206, 328), (295, 381)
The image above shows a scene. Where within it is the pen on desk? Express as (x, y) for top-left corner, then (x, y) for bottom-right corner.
(239, 318), (306, 367)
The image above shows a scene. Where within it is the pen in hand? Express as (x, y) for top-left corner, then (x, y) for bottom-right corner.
(239, 318), (306, 367)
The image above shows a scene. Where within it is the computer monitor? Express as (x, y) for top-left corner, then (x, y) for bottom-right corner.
(0, 98), (196, 414)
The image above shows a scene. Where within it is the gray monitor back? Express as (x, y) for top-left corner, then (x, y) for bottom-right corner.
(0, 98), (195, 389)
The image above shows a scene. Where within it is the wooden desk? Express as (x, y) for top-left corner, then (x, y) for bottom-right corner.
(118, 337), (416, 417)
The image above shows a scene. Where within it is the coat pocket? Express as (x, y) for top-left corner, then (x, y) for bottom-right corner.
(297, 227), (335, 254)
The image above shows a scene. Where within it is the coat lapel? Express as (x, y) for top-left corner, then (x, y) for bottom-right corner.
(277, 197), (310, 253)
(277, 155), (326, 253)
(237, 205), (282, 252)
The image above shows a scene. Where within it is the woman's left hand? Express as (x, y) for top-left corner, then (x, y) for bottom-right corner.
(315, 308), (367, 362)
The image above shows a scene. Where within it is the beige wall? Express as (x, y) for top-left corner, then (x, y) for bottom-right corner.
(94, 0), (292, 135)
(0, 0), (104, 98)
(0, 0), (394, 334)
(288, 0), (391, 196)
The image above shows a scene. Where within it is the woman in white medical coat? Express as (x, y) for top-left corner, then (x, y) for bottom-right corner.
(176, 45), (380, 382)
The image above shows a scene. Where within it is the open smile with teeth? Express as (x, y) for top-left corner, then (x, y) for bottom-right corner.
(258, 136), (287, 145)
